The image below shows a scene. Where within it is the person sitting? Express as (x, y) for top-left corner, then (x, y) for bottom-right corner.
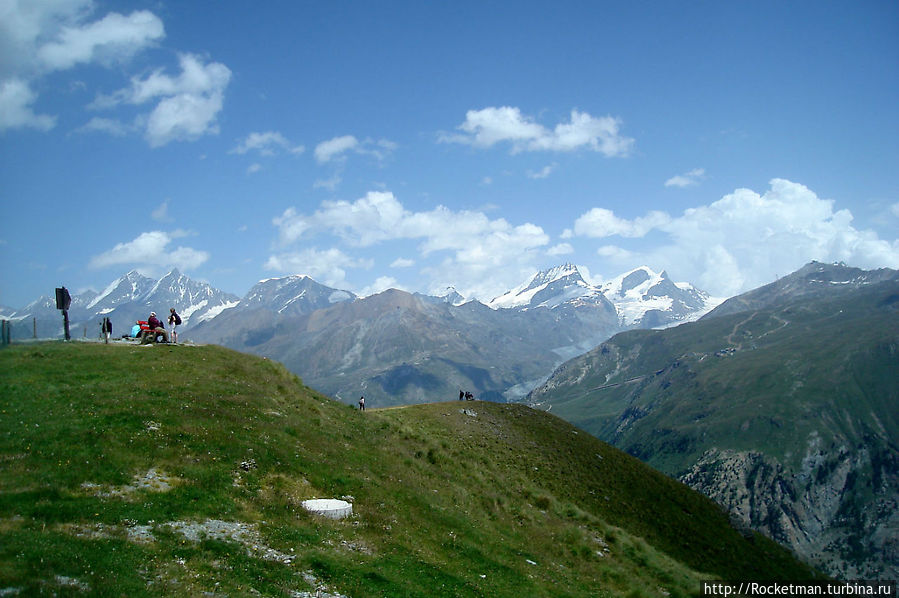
(140, 312), (169, 344)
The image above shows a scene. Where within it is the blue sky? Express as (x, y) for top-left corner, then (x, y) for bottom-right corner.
(2, 0), (898, 308)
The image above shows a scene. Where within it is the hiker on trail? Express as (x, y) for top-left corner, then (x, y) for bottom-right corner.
(459, 390), (464, 401)
(168, 307), (181, 344)
(141, 312), (169, 344)
(358, 396), (365, 411)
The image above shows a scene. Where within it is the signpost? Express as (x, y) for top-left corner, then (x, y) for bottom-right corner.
(55, 287), (71, 341)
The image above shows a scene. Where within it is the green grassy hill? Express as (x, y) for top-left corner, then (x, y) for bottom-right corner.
(0, 342), (817, 596)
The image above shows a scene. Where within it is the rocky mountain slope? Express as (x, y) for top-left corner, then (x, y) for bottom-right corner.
(189, 285), (622, 407)
(0, 342), (819, 595)
(527, 262), (899, 579)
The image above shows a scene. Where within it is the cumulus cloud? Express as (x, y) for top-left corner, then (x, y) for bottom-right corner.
(573, 208), (671, 238)
(114, 53), (232, 147)
(0, 78), (56, 131)
(230, 131), (304, 156)
(89, 231), (209, 272)
(0, 2), (166, 132)
(571, 179), (899, 296)
(441, 106), (634, 157)
(270, 190), (551, 299)
(665, 168), (706, 188)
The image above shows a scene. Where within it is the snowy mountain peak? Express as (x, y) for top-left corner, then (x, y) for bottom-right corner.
(489, 263), (714, 328)
(599, 266), (712, 327)
(489, 263), (595, 310)
(86, 270), (155, 310)
(240, 275), (355, 315)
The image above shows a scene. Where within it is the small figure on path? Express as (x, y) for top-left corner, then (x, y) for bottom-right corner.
(358, 396), (365, 411)
(459, 389), (464, 401)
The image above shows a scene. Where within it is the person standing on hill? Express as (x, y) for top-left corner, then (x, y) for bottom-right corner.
(168, 307), (181, 344)
(358, 396), (365, 411)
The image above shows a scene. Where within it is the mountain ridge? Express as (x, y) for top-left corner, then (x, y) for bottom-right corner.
(527, 262), (899, 578)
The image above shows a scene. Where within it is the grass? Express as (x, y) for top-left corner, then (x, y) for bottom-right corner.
(1, 341), (817, 596)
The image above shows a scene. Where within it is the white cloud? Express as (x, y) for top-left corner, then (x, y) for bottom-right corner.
(891, 203), (899, 218)
(271, 190), (551, 299)
(314, 135), (359, 163)
(391, 258), (415, 268)
(527, 163), (557, 179)
(272, 207), (311, 246)
(230, 131), (304, 156)
(442, 106), (634, 156)
(264, 247), (370, 289)
(573, 208), (671, 238)
(571, 178), (899, 296)
(89, 231), (209, 272)
(0, 3), (166, 133)
(665, 168), (706, 188)
(247, 163), (262, 175)
(313, 135), (395, 164)
(86, 53), (231, 147)
(547, 243), (574, 256)
(358, 276), (402, 297)
(0, 78), (55, 131)
(151, 199), (172, 223)
(36, 10), (164, 71)
(0, 0), (97, 76)
(75, 116), (129, 136)
(313, 174), (342, 191)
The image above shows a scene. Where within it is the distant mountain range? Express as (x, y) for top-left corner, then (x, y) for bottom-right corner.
(528, 261), (899, 579)
(188, 263), (715, 406)
(3, 263), (716, 406)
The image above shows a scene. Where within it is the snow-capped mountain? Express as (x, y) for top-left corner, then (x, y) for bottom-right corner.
(488, 263), (610, 310)
(490, 263), (716, 328)
(233, 275), (356, 316)
(4, 270), (239, 339)
(599, 266), (716, 327)
(79, 268), (240, 328)
(87, 270), (157, 313)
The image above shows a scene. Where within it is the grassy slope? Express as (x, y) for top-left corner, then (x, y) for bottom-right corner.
(0, 342), (816, 596)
